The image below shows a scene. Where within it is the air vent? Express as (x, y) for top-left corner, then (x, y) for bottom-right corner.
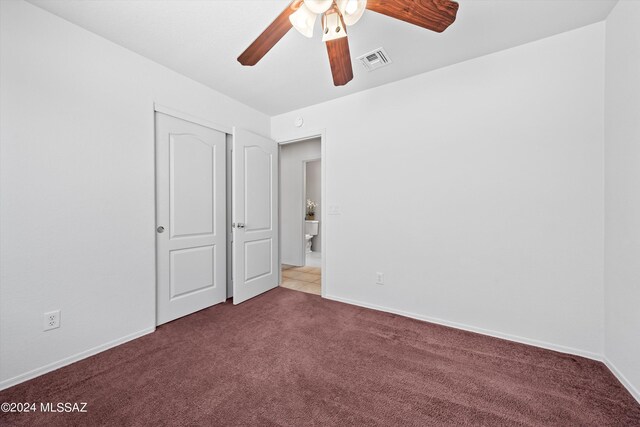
(357, 48), (392, 71)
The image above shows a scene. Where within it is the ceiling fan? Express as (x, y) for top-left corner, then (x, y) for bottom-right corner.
(237, 0), (459, 86)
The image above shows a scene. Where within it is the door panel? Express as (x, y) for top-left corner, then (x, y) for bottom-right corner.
(244, 239), (272, 281)
(156, 112), (226, 325)
(233, 128), (279, 304)
(170, 245), (215, 298)
(170, 135), (215, 237)
(245, 146), (273, 231)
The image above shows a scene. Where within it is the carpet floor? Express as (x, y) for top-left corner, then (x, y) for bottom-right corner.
(1, 287), (639, 426)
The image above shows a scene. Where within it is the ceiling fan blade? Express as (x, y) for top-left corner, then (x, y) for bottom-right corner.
(238, 0), (303, 66)
(325, 36), (354, 86)
(366, 0), (459, 33)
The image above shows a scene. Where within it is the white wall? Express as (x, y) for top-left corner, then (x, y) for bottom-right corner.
(306, 160), (322, 252)
(604, 0), (640, 401)
(272, 23), (606, 357)
(280, 138), (321, 265)
(0, 0), (269, 389)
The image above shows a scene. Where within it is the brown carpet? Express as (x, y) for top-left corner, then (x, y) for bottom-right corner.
(1, 287), (639, 426)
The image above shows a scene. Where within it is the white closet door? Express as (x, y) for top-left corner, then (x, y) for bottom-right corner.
(156, 112), (226, 325)
(232, 128), (279, 304)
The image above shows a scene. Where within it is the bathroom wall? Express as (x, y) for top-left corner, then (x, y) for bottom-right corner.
(306, 160), (322, 252)
(280, 138), (321, 265)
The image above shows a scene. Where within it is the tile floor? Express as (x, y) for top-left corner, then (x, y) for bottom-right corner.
(280, 264), (321, 295)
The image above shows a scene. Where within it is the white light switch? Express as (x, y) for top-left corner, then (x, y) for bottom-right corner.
(328, 205), (342, 215)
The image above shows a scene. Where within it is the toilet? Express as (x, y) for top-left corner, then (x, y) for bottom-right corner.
(305, 220), (319, 253)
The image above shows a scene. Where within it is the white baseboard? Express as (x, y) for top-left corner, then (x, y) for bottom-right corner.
(324, 294), (602, 361)
(0, 327), (155, 391)
(603, 357), (640, 404)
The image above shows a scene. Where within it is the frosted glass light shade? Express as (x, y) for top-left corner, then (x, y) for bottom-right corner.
(290, 3), (317, 38)
(321, 10), (347, 42)
(337, 0), (367, 26)
(304, 0), (333, 14)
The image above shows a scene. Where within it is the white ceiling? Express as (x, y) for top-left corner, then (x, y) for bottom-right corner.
(27, 0), (617, 115)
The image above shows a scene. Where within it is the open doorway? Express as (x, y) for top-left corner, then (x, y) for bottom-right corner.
(279, 137), (322, 295)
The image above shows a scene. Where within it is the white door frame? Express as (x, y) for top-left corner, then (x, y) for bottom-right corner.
(153, 102), (233, 324)
(277, 130), (327, 298)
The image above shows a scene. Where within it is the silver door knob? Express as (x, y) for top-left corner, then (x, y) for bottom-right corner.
(235, 223), (245, 229)
(157, 226), (165, 233)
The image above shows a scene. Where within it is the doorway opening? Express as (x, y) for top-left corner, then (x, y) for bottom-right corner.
(279, 137), (322, 296)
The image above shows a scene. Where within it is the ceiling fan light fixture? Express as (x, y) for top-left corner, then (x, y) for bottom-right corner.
(304, 0), (333, 14)
(337, 0), (367, 26)
(321, 9), (347, 42)
(289, 3), (317, 38)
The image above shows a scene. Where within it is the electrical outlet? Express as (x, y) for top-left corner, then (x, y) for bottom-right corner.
(43, 310), (60, 331)
(376, 272), (384, 285)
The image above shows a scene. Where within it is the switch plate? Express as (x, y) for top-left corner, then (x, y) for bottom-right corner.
(328, 205), (342, 215)
(376, 272), (384, 285)
(43, 310), (60, 331)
